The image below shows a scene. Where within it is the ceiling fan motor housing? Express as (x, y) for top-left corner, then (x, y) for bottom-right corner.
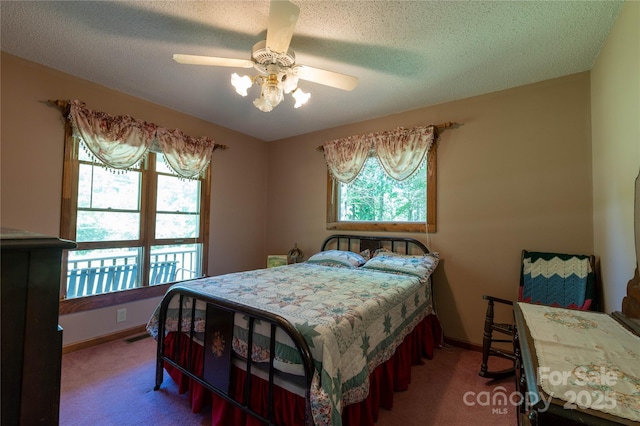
(252, 40), (296, 67)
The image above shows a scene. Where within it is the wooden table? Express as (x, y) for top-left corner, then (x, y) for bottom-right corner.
(514, 303), (640, 426)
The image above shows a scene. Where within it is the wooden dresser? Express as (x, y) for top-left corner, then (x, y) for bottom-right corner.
(1, 228), (76, 425)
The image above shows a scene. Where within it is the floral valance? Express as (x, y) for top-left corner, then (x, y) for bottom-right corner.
(67, 100), (224, 178)
(322, 125), (438, 183)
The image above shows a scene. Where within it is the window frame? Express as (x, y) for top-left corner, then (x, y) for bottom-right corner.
(326, 142), (437, 233)
(59, 121), (211, 314)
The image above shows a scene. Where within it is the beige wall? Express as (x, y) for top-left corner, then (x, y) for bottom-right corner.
(0, 53), (268, 345)
(266, 72), (595, 345)
(591, 1), (640, 314)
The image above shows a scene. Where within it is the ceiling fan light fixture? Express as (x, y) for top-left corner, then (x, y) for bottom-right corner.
(173, 1), (359, 114)
(231, 73), (252, 96)
(292, 88), (310, 108)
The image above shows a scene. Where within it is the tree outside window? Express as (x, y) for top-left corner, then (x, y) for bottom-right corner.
(327, 144), (437, 233)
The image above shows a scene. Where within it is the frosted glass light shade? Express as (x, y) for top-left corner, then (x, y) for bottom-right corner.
(263, 84), (283, 108)
(281, 69), (299, 94)
(292, 88), (310, 108)
(253, 97), (273, 112)
(231, 73), (252, 97)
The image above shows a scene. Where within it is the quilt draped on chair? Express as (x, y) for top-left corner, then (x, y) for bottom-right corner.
(519, 251), (596, 310)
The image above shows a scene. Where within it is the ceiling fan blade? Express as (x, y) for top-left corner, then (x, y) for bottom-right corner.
(265, 0), (299, 54)
(296, 65), (359, 91)
(173, 54), (254, 68)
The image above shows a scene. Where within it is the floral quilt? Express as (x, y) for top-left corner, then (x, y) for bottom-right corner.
(147, 262), (436, 426)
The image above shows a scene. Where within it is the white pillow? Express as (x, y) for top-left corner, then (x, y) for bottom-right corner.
(306, 250), (367, 268)
(362, 252), (439, 278)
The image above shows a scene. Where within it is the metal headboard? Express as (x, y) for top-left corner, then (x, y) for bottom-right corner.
(320, 234), (429, 255)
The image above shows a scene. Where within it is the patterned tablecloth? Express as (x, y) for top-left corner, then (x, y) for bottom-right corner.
(518, 302), (640, 422)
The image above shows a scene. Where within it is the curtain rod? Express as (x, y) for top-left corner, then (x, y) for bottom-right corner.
(47, 99), (229, 151)
(315, 121), (460, 151)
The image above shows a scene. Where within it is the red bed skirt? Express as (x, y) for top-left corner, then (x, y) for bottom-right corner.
(163, 313), (442, 426)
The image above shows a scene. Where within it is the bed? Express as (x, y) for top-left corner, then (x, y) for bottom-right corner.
(147, 234), (442, 426)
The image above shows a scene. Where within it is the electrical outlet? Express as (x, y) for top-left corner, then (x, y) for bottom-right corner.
(116, 308), (127, 323)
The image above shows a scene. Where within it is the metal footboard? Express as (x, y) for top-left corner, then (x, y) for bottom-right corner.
(153, 284), (315, 426)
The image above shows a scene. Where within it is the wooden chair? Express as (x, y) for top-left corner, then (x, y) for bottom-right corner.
(479, 250), (597, 380)
(150, 260), (178, 285)
(67, 263), (138, 297)
(67, 261), (178, 297)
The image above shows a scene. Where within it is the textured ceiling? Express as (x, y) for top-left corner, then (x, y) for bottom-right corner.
(1, 1), (623, 141)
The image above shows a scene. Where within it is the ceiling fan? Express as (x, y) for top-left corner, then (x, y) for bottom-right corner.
(173, 0), (359, 112)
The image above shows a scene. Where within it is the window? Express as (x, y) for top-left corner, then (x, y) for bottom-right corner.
(60, 130), (210, 305)
(327, 143), (437, 233)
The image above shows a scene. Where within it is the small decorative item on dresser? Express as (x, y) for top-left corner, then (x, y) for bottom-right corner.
(287, 243), (304, 264)
(267, 255), (288, 268)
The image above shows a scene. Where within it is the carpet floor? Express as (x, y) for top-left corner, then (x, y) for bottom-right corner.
(60, 335), (517, 425)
